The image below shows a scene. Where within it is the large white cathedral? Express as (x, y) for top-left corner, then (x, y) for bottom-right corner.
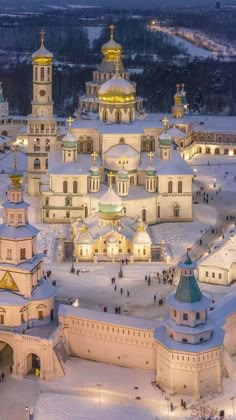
(21, 26), (192, 261)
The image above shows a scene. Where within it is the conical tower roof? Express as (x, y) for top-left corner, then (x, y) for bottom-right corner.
(175, 254), (202, 304)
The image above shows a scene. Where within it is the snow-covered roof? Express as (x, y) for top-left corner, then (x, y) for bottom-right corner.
(132, 229), (152, 245)
(0, 254), (44, 271)
(31, 279), (56, 301)
(139, 151), (192, 176)
(167, 293), (211, 311)
(0, 290), (28, 306)
(2, 201), (29, 209)
(48, 152), (101, 175)
(198, 235), (236, 270)
(99, 75), (135, 96)
(105, 144), (139, 158)
(0, 224), (39, 239)
(75, 230), (93, 245)
(102, 39), (122, 51)
(154, 324), (224, 352)
(32, 44), (53, 59)
(58, 304), (159, 330)
(166, 126), (187, 138)
(165, 317), (215, 335)
(99, 187), (123, 207)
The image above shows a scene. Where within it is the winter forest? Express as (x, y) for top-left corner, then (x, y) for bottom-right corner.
(0, 6), (236, 116)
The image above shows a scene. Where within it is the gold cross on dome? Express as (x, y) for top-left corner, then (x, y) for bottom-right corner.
(108, 171), (113, 188)
(147, 151), (154, 163)
(13, 146), (17, 169)
(162, 117), (169, 129)
(40, 29), (46, 45)
(120, 153), (126, 169)
(67, 116), (73, 132)
(109, 24), (115, 40)
(91, 151), (98, 164)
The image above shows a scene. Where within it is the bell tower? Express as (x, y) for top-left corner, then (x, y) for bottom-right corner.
(27, 30), (57, 196)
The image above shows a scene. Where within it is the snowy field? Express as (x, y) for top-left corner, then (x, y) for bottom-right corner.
(85, 26), (103, 47)
(1, 150), (236, 418)
(33, 358), (236, 420)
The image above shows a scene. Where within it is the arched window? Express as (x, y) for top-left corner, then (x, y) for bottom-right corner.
(116, 111), (121, 123)
(47, 67), (50, 81)
(103, 109), (107, 123)
(142, 209), (146, 222)
(34, 158), (40, 170)
(45, 158), (48, 170)
(73, 181), (78, 194)
(130, 176), (134, 186)
(183, 313), (188, 321)
(178, 181), (182, 193)
(35, 67), (38, 81)
(45, 139), (50, 151)
(196, 312), (200, 320)
(65, 196), (71, 206)
(40, 67), (45, 81)
(168, 181), (173, 193)
(34, 138), (40, 151)
(63, 181), (68, 194)
(45, 197), (49, 206)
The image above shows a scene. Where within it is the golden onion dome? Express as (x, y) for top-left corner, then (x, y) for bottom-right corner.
(99, 71), (135, 104)
(101, 24), (122, 62)
(32, 30), (53, 65)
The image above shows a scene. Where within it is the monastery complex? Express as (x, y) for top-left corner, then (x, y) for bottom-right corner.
(0, 26), (236, 403)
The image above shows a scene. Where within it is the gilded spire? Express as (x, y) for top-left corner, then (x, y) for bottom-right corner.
(147, 151), (154, 163)
(67, 116), (73, 133)
(120, 154), (126, 169)
(91, 151), (98, 165)
(109, 24), (115, 40)
(10, 148), (22, 187)
(115, 56), (120, 78)
(162, 116), (169, 131)
(108, 171), (113, 188)
(40, 29), (46, 47)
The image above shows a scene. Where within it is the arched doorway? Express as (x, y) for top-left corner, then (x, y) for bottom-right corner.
(26, 353), (40, 377)
(0, 341), (13, 377)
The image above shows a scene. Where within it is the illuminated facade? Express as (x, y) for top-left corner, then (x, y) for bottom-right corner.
(27, 31), (58, 196)
(0, 163), (66, 381)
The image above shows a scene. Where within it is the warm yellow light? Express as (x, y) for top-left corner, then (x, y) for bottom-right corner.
(99, 94), (135, 104)
(33, 57), (53, 65)
(229, 150), (233, 156)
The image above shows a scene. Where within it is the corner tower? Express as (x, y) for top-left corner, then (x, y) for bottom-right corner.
(154, 254), (224, 398)
(28, 30), (57, 196)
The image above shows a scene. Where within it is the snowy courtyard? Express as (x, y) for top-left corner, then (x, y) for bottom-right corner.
(1, 149), (236, 418)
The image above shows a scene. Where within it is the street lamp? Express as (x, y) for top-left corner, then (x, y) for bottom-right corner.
(213, 178), (216, 188)
(96, 382), (102, 407)
(193, 168), (197, 178)
(71, 250), (75, 273)
(25, 406), (33, 420)
(230, 396), (235, 414)
(165, 396), (170, 417)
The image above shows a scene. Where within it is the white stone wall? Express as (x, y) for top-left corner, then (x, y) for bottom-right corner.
(156, 342), (222, 397)
(59, 313), (156, 371)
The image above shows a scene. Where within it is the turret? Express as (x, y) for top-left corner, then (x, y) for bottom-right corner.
(166, 253), (212, 344)
(172, 83), (189, 118)
(62, 117), (77, 163)
(89, 151), (100, 193)
(145, 152), (156, 192)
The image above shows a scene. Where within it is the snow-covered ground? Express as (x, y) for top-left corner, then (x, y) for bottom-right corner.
(7, 357), (236, 420)
(150, 24), (235, 60)
(1, 149), (236, 418)
(85, 26), (103, 47)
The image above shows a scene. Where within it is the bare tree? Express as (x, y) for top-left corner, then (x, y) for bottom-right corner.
(190, 405), (219, 420)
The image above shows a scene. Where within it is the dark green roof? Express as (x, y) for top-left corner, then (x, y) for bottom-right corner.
(175, 273), (202, 304)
